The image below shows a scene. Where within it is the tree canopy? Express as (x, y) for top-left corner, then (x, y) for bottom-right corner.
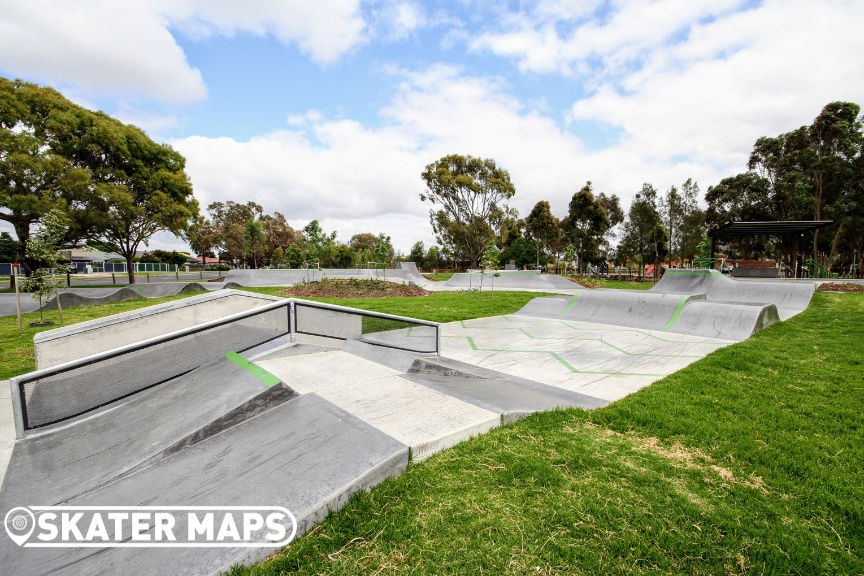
(420, 154), (516, 267)
(707, 100), (863, 271)
(1, 77), (199, 281)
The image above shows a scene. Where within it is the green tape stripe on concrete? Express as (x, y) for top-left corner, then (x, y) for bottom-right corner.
(517, 328), (702, 358)
(661, 295), (691, 332)
(224, 351), (282, 387)
(555, 290), (583, 318)
(464, 336), (662, 376)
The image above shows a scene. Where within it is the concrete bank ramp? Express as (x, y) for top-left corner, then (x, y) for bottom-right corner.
(440, 270), (581, 292)
(396, 261), (431, 285)
(225, 268), (416, 287)
(515, 290), (780, 341)
(651, 269), (815, 319)
(0, 347), (409, 575)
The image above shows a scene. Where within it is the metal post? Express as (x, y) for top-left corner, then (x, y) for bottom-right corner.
(54, 272), (63, 324)
(289, 300), (296, 343)
(112, 272), (116, 285)
(13, 264), (22, 332)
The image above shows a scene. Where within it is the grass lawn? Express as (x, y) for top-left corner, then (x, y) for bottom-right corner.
(0, 293), (194, 380)
(239, 287), (554, 324)
(422, 272), (455, 281)
(3, 286), (862, 574)
(227, 291), (864, 576)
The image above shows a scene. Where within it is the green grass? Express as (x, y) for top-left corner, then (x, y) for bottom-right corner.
(0, 292), (197, 380)
(4, 285), (862, 574)
(422, 272), (455, 281)
(226, 292), (864, 576)
(238, 287), (554, 323)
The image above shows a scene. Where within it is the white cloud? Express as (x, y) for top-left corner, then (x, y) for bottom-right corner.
(171, 63), (711, 253)
(165, 0), (366, 65)
(0, 0), (367, 104)
(569, 0), (864, 170)
(0, 0), (206, 103)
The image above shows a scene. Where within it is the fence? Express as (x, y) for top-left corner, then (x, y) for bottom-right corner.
(66, 262), (180, 273)
(8, 298), (440, 437)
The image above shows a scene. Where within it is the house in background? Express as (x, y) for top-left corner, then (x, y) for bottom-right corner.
(61, 248), (127, 273)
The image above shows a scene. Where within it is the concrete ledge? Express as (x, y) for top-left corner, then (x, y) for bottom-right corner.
(33, 290), (281, 369)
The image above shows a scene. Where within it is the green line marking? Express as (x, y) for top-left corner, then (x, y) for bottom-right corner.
(557, 321), (712, 344)
(555, 290), (583, 318)
(516, 327), (701, 358)
(224, 351), (282, 387)
(661, 295), (691, 331)
(462, 336), (663, 376)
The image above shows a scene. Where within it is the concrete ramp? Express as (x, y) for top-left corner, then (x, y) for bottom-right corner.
(440, 270), (581, 292)
(396, 261), (430, 285)
(652, 269), (814, 319)
(226, 268), (417, 287)
(514, 288), (780, 340)
(0, 342), (410, 575)
(670, 300), (780, 340)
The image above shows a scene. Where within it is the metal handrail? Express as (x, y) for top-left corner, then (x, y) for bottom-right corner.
(9, 297), (440, 437)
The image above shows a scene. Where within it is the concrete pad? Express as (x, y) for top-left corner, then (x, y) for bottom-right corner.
(0, 394), (408, 576)
(440, 315), (732, 402)
(342, 340), (609, 418)
(256, 350), (501, 461)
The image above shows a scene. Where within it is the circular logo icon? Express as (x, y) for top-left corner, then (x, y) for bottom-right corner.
(4, 507), (36, 546)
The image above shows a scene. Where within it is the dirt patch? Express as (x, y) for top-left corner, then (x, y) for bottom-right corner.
(278, 278), (432, 298)
(817, 282), (864, 293)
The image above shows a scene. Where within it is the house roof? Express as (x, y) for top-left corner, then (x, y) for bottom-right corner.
(709, 220), (834, 238)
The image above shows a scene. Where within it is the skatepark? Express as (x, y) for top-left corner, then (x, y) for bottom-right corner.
(0, 268), (819, 574)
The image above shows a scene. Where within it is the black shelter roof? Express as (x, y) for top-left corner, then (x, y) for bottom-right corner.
(709, 220), (834, 238)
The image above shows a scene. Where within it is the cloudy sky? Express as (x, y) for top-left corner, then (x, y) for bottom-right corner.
(2, 0), (863, 254)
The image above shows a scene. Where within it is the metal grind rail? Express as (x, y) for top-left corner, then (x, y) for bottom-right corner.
(9, 298), (440, 438)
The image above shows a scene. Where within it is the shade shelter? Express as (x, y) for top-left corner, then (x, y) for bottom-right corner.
(708, 220), (834, 278)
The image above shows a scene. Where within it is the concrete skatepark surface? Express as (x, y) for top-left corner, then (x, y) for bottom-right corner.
(0, 268), (820, 574)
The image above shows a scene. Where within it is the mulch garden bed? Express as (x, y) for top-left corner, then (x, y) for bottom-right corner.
(278, 278), (431, 298)
(817, 282), (864, 293)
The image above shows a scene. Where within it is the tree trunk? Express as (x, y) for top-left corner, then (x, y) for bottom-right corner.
(828, 220), (846, 270)
(126, 255), (136, 284)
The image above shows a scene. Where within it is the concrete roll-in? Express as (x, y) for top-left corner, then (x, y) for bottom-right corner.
(396, 261), (431, 285)
(652, 269), (815, 319)
(511, 288), (781, 340)
(667, 300), (781, 340)
(559, 290), (705, 331)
